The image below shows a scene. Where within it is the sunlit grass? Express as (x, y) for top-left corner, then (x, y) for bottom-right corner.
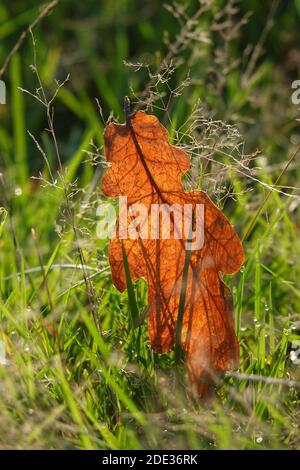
(0, 0), (299, 450)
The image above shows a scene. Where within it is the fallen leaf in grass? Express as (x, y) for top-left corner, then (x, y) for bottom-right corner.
(102, 98), (244, 397)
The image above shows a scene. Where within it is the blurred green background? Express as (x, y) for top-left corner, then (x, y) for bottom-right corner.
(1, 0), (300, 173)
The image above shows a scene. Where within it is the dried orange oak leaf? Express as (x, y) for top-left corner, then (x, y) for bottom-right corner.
(102, 100), (244, 396)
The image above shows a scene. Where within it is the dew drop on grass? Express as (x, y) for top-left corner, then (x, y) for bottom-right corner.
(241, 326), (247, 332)
(240, 265), (245, 273)
(290, 350), (300, 364)
(14, 187), (22, 196)
(265, 304), (269, 312)
(256, 435), (263, 444)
